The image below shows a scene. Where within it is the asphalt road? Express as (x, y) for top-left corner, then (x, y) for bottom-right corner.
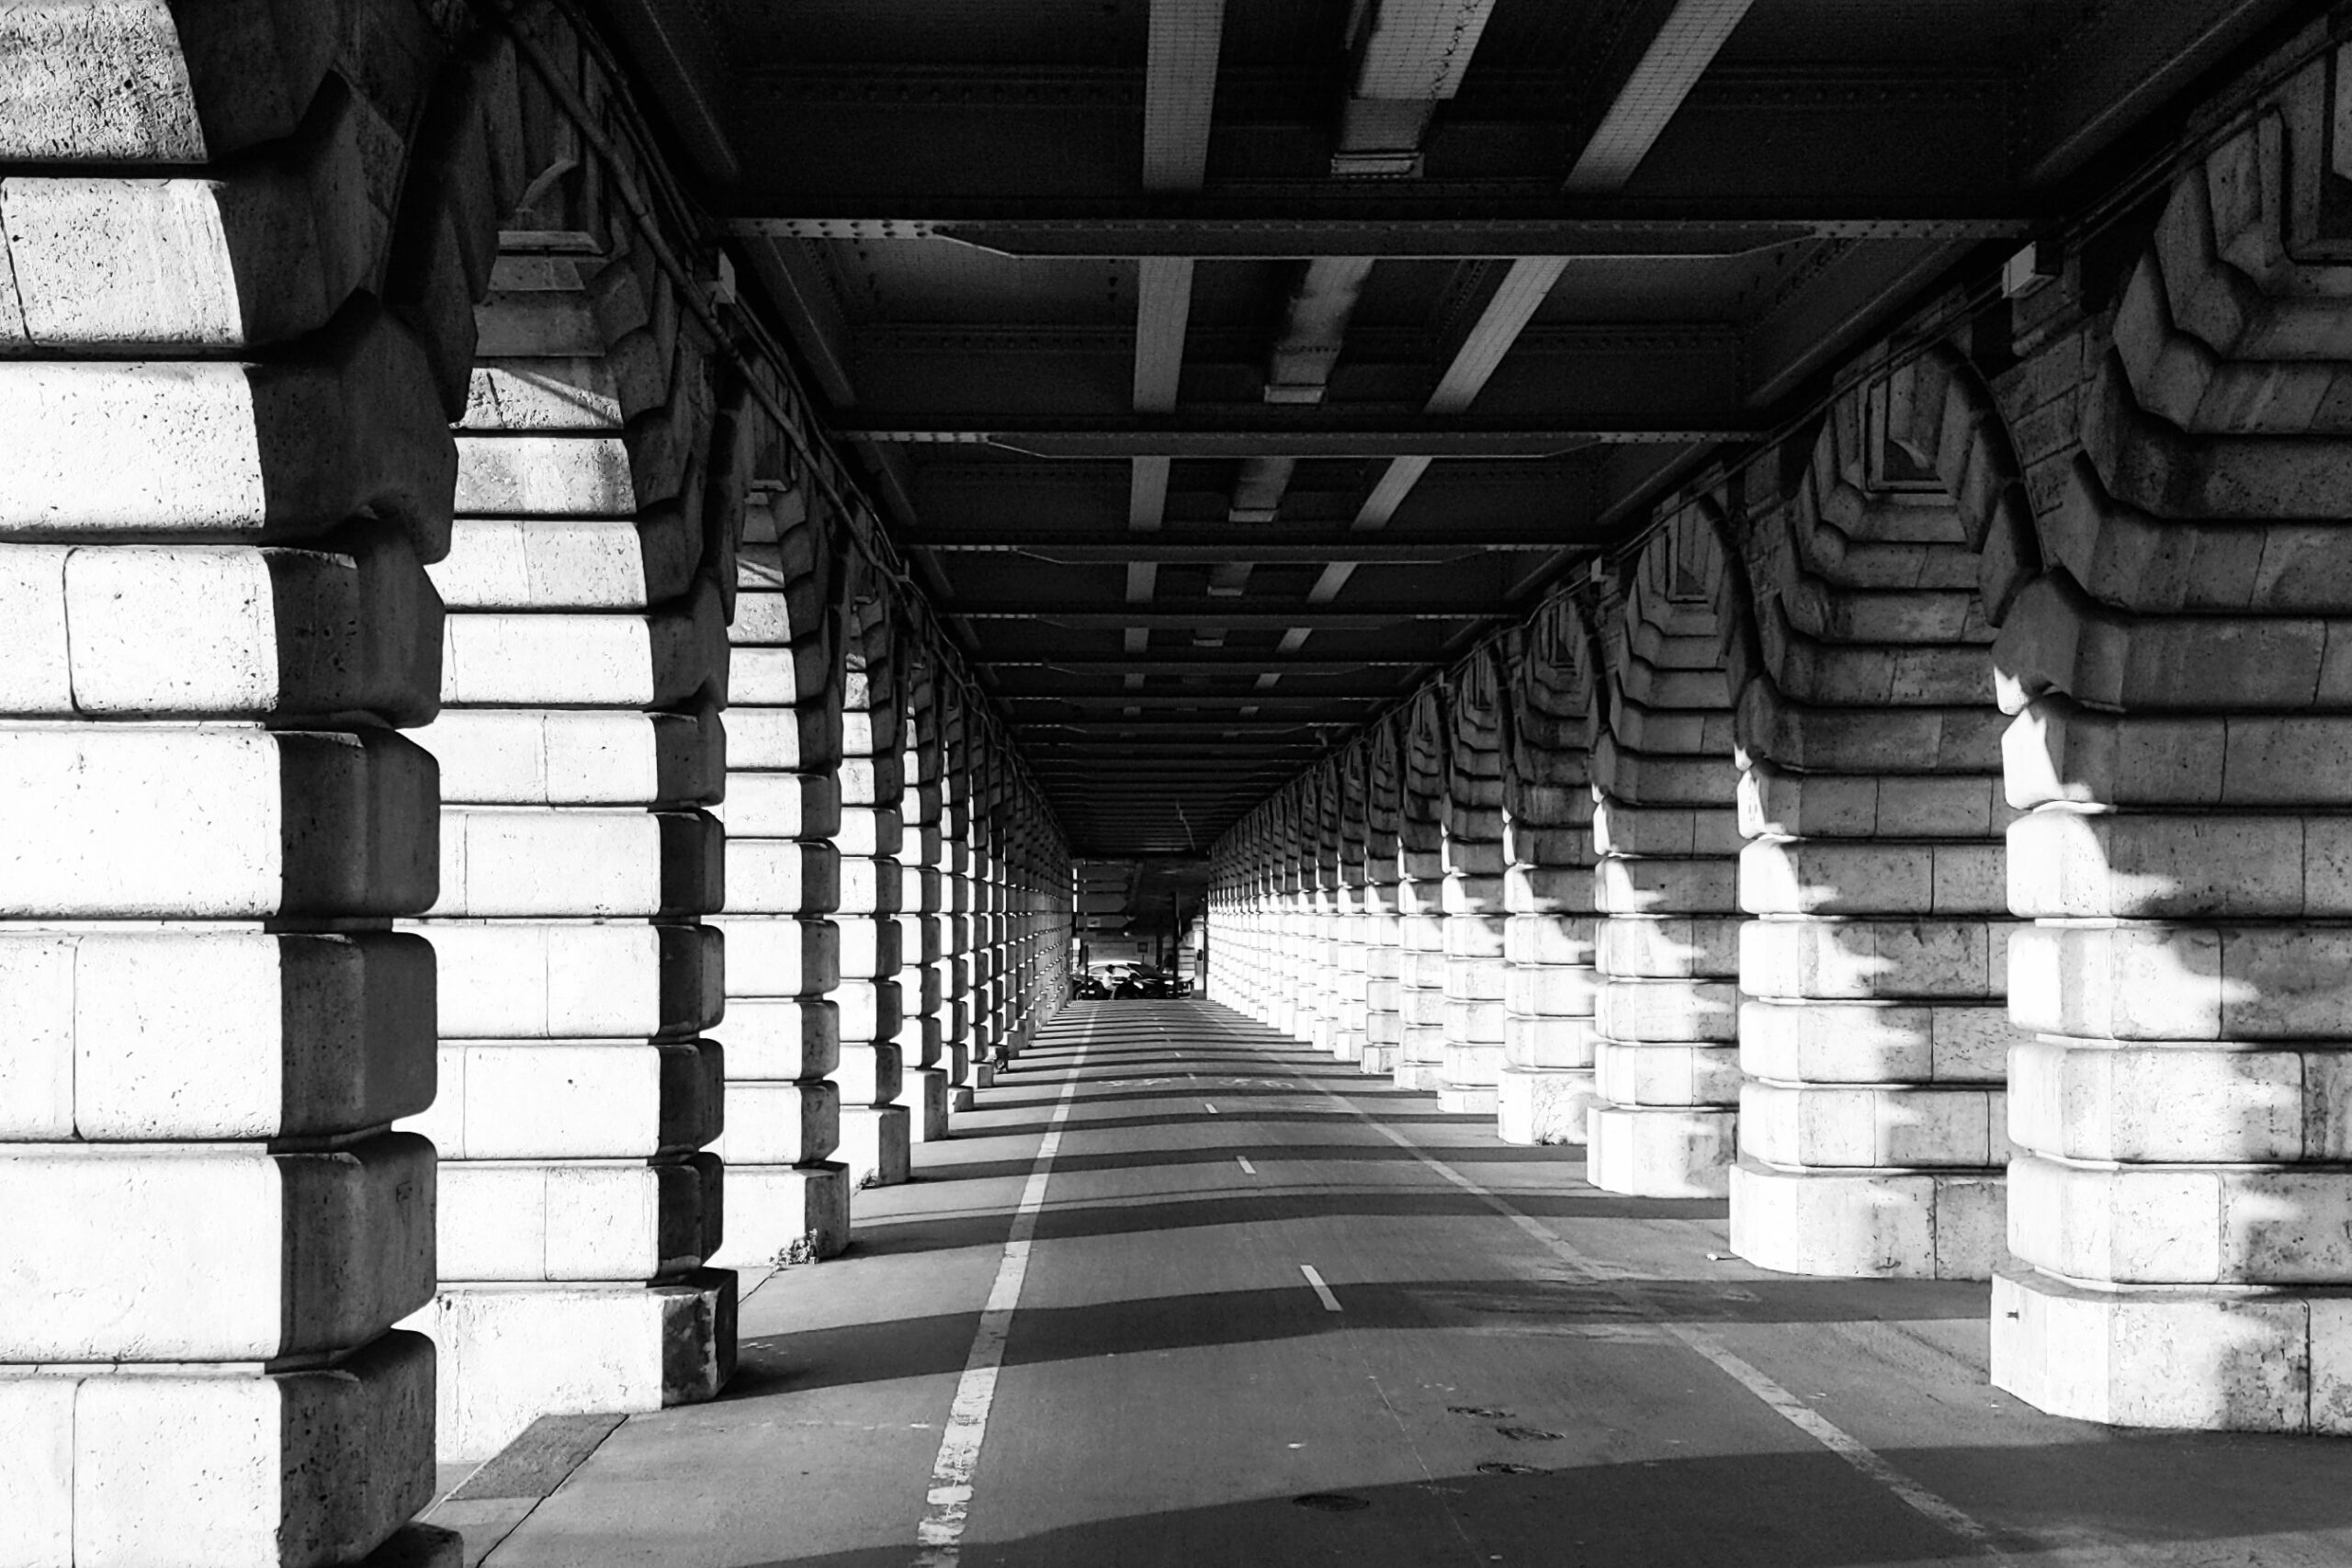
(439, 1000), (2352, 1568)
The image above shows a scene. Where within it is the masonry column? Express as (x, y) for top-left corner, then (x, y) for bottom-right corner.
(0, 11), (456, 1553)
(1361, 721), (1409, 1077)
(936, 693), (977, 1109)
(833, 585), (910, 1186)
(892, 670), (949, 1140)
(1329, 748), (1375, 1065)
(1441, 658), (1513, 1117)
(408, 231), (733, 1458)
(707, 478), (851, 1269)
(1498, 612), (1608, 1145)
(1586, 510), (1747, 1197)
(1729, 367), (2026, 1279)
(1396, 693), (1454, 1092)
(1992, 92), (2352, 1429)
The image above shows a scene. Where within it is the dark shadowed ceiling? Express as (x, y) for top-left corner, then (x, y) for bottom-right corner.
(594, 0), (2303, 855)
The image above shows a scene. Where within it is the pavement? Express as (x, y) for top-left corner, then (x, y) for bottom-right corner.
(426, 1000), (2352, 1567)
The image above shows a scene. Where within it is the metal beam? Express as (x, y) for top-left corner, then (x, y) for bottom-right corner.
(840, 417), (1750, 457)
(1565, 0), (1758, 194)
(1144, 0), (1227, 191)
(912, 538), (1545, 562)
(728, 206), (2032, 257)
(964, 606), (1487, 626)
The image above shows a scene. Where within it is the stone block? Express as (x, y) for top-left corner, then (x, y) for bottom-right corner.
(0, 929), (433, 1141)
(713, 772), (840, 838)
(415, 707), (721, 807)
(1991, 1265), (2311, 1430)
(430, 517), (669, 610)
(1738, 1080), (2005, 1168)
(1598, 915), (1741, 979)
(1595, 977), (1741, 1043)
(2008, 807), (2352, 919)
(1591, 800), (1743, 857)
(1503, 1012), (1600, 1066)
(1597, 855), (1740, 914)
(1737, 999), (2008, 1085)
(723, 838), (840, 915)
(419, 920), (718, 1040)
(410, 1270), (737, 1461)
(434, 807), (721, 918)
(718, 997), (840, 1080)
(0, 1134), (434, 1360)
(1737, 917), (2011, 1000)
(440, 587), (726, 708)
(1731, 1161), (2001, 1279)
(729, 643), (838, 708)
(897, 1066), (952, 1143)
(0, 309), (456, 555)
(0, 1330), (435, 1568)
(1585, 1104), (1736, 1197)
(711, 1081), (838, 1167)
(709, 1164), (850, 1269)
(409, 1039), (721, 1160)
(1738, 839), (2007, 916)
(2008, 1153), (2352, 1285)
(839, 1105), (911, 1190)
(436, 1156), (718, 1282)
(453, 433), (633, 515)
(1497, 1066), (1599, 1145)
(0, 724), (435, 919)
(1595, 1036), (1741, 1104)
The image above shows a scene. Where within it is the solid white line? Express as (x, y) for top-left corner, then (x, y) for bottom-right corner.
(1236, 1156), (1257, 1175)
(913, 1020), (1091, 1566)
(1234, 1010), (2017, 1563)
(1300, 1263), (1343, 1313)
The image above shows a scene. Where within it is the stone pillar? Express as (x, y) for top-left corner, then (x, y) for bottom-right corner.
(1270, 793), (1307, 1039)
(1729, 367), (2024, 1279)
(1396, 693), (1453, 1092)
(1361, 719), (1409, 1076)
(1330, 746), (1374, 1064)
(1586, 509), (1746, 1197)
(407, 227), (736, 1458)
(893, 671), (949, 1140)
(1440, 657), (1512, 1117)
(1498, 612), (1607, 1145)
(937, 694), (977, 1109)
(0, 9), (456, 1551)
(707, 479), (851, 1269)
(1990, 93), (2352, 1429)
(833, 586), (910, 1187)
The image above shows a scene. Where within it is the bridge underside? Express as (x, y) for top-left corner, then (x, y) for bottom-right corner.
(5, 1), (2352, 1563)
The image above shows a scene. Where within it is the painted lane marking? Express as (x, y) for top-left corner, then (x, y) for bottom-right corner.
(1237, 1156), (1257, 1175)
(913, 1013), (1093, 1566)
(1300, 1264), (1343, 1313)
(1204, 1101), (1219, 1114)
(1215, 1009), (2018, 1564)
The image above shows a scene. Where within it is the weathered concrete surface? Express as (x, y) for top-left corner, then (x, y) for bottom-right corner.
(434, 1001), (2352, 1567)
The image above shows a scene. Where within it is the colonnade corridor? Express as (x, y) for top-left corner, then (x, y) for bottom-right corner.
(422, 999), (2352, 1568)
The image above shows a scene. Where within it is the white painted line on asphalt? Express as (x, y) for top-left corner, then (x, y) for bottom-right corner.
(1300, 1263), (1343, 1313)
(914, 1013), (1093, 1567)
(1204, 1101), (1219, 1114)
(1237, 1156), (1257, 1175)
(1232, 1010), (2019, 1564)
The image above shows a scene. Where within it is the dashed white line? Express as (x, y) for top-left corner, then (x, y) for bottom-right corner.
(1300, 1263), (1343, 1313)
(1216, 1010), (2018, 1563)
(1203, 1101), (1219, 1114)
(1236, 1156), (1257, 1175)
(913, 1016), (1092, 1565)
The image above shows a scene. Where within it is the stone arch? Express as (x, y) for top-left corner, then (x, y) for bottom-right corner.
(1585, 500), (1750, 1197)
(1359, 712), (1410, 1076)
(1495, 598), (1607, 1145)
(1435, 646), (1513, 1115)
(1395, 685), (1454, 1091)
(1985, 76), (2352, 1431)
(1724, 348), (2036, 1281)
